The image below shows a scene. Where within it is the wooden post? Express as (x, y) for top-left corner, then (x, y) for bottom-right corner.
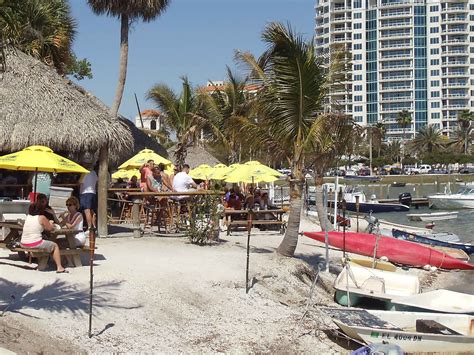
(97, 145), (108, 237)
(132, 198), (142, 238)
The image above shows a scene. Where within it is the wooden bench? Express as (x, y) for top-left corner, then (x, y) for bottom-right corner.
(224, 209), (287, 235)
(7, 245), (94, 270)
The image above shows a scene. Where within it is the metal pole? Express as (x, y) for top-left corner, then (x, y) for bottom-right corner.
(134, 93), (145, 129)
(355, 195), (360, 233)
(342, 200), (347, 260)
(323, 185), (329, 273)
(280, 186), (284, 209)
(88, 215), (97, 338)
(333, 170), (339, 229)
(246, 177), (254, 294)
(369, 128), (373, 176)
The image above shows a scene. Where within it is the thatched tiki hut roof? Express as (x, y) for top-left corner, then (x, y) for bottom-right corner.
(168, 144), (220, 169)
(0, 48), (167, 163)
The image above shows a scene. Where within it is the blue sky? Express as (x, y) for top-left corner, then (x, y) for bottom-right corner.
(70, 0), (316, 121)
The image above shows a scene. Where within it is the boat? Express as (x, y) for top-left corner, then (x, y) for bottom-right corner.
(428, 184), (474, 209)
(407, 211), (458, 222)
(392, 229), (474, 255)
(431, 246), (470, 261)
(392, 290), (474, 314)
(391, 182), (406, 187)
(344, 175), (381, 183)
(323, 308), (474, 353)
(338, 186), (409, 214)
(334, 263), (419, 308)
(303, 231), (474, 270)
(346, 257), (397, 272)
(365, 215), (461, 243)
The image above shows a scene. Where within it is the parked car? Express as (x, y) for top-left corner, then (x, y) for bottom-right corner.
(459, 166), (474, 174)
(389, 167), (402, 175)
(432, 168), (449, 174)
(406, 164), (432, 174)
(358, 168), (371, 176)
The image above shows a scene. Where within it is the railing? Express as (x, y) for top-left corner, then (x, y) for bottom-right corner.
(381, 96), (412, 102)
(380, 32), (411, 38)
(381, 43), (411, 48)
(381, 86), (412, 91)
(442, 82), (468, 87)
(381, 107), (412, 112)
(442, 50), (468, 54)
(381, 64), (412, 70)
(444, 61), (468, 65)
(443, 94), (468, 98)
(381, 53), (412, 59)
(381, 75), (412, 80)
(443, 17), (466, 22)
(442, 72), (467, 76)
(442, 28), (467, 33)
(381, 22), (411, 27)
(445, 105), (468, 109)
(380, 11), (411, 17)
(380, 0), (422, 7)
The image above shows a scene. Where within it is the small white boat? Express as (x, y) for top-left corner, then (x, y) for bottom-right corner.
(324, 308), (474, 353)
(334, 263), (420, 308)
(407, 211), (459, 222)
(392, 290), (474, 314)
(429, 184), (474, 209)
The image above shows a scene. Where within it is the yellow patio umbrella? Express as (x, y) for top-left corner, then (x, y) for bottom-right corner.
(189, 164), (213, 180)
(207, 163), (229, 180)
(224, 164), (279, 183)
(118, 149), (172, 170)
(0, 145), (88, 195)
(111, 168), (139, 180)
(244, 161), (282, 177)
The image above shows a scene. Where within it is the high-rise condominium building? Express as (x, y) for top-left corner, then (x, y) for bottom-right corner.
(315, 0), (474, 140)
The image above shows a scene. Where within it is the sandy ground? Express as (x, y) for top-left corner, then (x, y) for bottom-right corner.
(0, 215), (470, 354)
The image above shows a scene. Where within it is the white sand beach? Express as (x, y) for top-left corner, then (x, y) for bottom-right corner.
(0, 215), (466, 353)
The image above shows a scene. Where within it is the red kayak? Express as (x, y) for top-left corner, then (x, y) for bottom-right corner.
(303, 231), (474, 270)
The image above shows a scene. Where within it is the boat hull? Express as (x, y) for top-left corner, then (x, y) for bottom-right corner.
(407, 212), (458, 222)
(392, 229), (474, 255)
(325, 308), (474, 353)
(336, 202), (410, 213)
(428, 195), (474, 209)
(303, 231), (474, 270)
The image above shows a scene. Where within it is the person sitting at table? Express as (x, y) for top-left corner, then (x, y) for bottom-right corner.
(20, 202), (67, 273)
(59, 196), (86, 247)
(158, 163), (173, 192)
(139, 159), (154, 192)
(172, 164), (197, 197)
(37, 193), (60, 224)
(127, 175), (139, 189)
(147, 167), (163, 192)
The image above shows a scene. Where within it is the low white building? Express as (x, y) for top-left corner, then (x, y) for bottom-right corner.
(134, 109), (164, 131)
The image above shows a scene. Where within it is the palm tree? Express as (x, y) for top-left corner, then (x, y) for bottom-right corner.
(410, 124), (445, 155)
(201, 67), (254, 164)
(396, 109), (412, 171)
(87, 0), (170, 117)
(384, 141), (402, 163)
(0, 0), (76, 74)
(235, 22), (347, 257)
(373, 122), (386, 157)
(87, 0), (170, 236)
(147, 76), (206, 167)
(457, 110), (474, 154)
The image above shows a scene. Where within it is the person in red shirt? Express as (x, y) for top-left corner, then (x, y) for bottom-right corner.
(139, 159), (154, 192)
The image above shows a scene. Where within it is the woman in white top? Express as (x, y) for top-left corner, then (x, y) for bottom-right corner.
(21, 203), (67, 273)
(60, 196), (86, 247)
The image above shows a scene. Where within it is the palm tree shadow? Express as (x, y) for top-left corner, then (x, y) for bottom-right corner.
(295, 253), (342, 275)
(0, 278), (142, 317)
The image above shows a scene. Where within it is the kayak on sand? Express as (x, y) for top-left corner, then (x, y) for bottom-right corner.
(303, 231), (474, 270)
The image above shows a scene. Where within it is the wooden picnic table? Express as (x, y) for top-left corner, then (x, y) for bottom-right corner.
(0, 221), (85, 270)
(224, 208), (288, 235)
(125, 190), (224, 237)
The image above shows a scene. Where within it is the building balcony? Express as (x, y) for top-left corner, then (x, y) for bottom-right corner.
(442, 6), (467, 13)
(332, 37), (351, 43)
(442, 39), (468, 44)
(333, 6), (352, 12)
(381, 96), (412, 102)
(380, 85), (412, 92)
(442, 72), (468, 77)
(380, 0), (419, 8)
(333, 27), (351, 32)
(443, 105), (469, 109)
(380, 106), (413, 112)
(380, 10), (411, 18)
(443, 61), (468, 66)
(442, 27), (468, 34)
(441, 51), (469, 56)
(333, 16), (351, 22)
(442, 17), (467, 23)
(380, 21), (412, 28)
(380, 64), (412, 71)
(380, 53), (412, 60)
(380, 32), (412, 39)
(380, 42), (412, 49)
(443, 94), (469, 99)
(381, 75), (413, 81)
(442, 82), (468, 87)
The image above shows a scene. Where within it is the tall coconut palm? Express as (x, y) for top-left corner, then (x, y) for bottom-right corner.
(235, 22), (347, 257)
(457, 110), (474, 154)
(147, 76), (206, 167)
(396, 109), (412, 171)
(201, 67), (254, 164)
(87, 0), (170, 117)
(373, 122), (386, 157)
(0, 0), (76, 74)
(87, 0), (170, 236)
(410, 124), (445, 155)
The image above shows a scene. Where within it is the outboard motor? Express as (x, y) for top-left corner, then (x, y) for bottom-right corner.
(399, 192), (412, 206)
(364, 214), (379, 234)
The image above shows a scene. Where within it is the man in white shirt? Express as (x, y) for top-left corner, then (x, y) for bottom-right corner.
(80, 167), (98, 229)
(172, 164), (197, 198)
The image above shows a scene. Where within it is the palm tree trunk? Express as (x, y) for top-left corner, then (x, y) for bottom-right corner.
(97, 14), (129, 237)
(314, 175), (333, 232)
(276, 177), (304, 257)
(111, 14), (129, 116)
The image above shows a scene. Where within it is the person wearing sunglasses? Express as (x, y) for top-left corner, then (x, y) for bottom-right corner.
(59, 196), (86, 247)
